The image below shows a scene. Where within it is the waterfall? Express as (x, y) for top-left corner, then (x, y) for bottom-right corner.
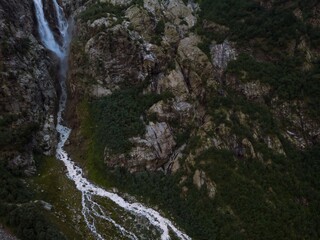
(33, 1), (191, 239)
(33, 0), (65, 58)
(52, 0), (69, 48)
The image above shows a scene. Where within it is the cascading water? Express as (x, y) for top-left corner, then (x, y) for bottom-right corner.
(52, 0), (69, 47)
(33, 1), (191, 239)
(33, 0), (64, 58)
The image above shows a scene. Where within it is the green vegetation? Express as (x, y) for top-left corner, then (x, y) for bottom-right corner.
(75, 89), (221, 238)
(196, 0), (320, 49)
(76, 113), (221, 239)
(151, 19), (165, 45)
(77, 80), (319, 239)
(79, 2), (125, 22)
(81, 106), (320, 240)
(105, 169), (222, 239)
(154, 19), (165, 35)
(198, 85), (320, 238)
(0, 162), (66, 240)
(30, 156), (89, 239)
(89, 87), (171, 154)
(131, 0), (144, 7)
(70, 1), (320, 239)
(80, 81), (319, 239)
(75, 86), (173, 188)
(208, 88), (279, 136)
(15, 37), (31, 55)
(227, 53), (320, 118)
(193, 0), (320, 119)
(192, 145), (320, 239)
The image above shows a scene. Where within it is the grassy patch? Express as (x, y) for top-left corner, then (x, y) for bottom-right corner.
(30, 155), (88, 239)
(0, 160), (67, 240)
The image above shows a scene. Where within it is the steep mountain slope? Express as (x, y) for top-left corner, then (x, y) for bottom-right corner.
(0, 1), (67, 239)
(0, 0), (59, 175)
(66, 0), (320, 239)
(0, 0), (319, 239)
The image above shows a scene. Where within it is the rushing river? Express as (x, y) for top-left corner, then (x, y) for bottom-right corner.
(33, 1), (191, 239)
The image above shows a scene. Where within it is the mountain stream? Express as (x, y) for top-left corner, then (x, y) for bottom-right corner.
(33, 1), (191, 239)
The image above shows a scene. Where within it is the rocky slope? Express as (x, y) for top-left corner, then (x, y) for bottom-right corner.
(68, 0), (319, 177)
(0, 1), (69, 239)
(66, 0), (320, 239)
(0, 0), (59, 175)
(0, 0), (319, 239)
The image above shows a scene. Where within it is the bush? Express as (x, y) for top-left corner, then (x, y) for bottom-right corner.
(227, 53), (320, 118)
(79, 2), (125, 22)
(89, 87), (171, 154)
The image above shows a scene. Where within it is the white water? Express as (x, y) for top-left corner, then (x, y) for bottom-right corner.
(33, 1), (191, 240)
(33, 0), (64, 58)
(52, 0), (69, 48)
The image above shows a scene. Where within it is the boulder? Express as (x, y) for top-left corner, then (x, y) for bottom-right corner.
(210, 40), (237, 70)
(193, 170), (216, 199)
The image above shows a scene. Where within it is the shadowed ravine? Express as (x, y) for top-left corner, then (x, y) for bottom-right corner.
(33, 0), (191, 239)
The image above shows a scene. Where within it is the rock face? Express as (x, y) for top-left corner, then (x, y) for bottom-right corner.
(68, 0), (215, 172)
(67, 0), (320, 201)
(193, 169), (216, 199)
(0, 0), (59, 175)
(105, 122), (176, 172)
(210, 40), (237, 70)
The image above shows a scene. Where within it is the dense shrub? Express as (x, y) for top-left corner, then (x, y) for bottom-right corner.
(227, 54), (320, 117)
(0, 165), (66, 240)
(89, 87), (171, 154)
(195, 0), (320, 118)
(79, 2), (125, 22)
(196, 0), (318, 49)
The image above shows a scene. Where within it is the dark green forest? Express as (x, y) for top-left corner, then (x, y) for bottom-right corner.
(84, 84), (320, 239)
(196, 0), (320, 118)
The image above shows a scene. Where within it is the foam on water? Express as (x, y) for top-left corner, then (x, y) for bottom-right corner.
(33, 1), (191, 239)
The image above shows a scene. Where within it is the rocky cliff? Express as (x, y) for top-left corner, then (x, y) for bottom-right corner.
(1, 0), (319, 239)
(0, 1), (74, 239)
(66, 0), (320, 239)
(0, 0), (60, 175)
(68, 0), (319, 175)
